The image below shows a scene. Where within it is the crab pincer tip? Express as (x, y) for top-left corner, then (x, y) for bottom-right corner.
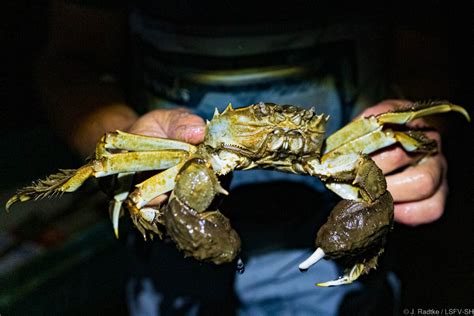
(452, 104), (471, 122)
(316, 277), (349, 287)
(298, 248), (325, 271)
(5, 196), (16, 212)
(5, 194), (31, 213)
(215, 182), (229, 195)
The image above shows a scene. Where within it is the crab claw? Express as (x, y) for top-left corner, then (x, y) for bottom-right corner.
(164, 158), (241, 264)
(299, 248), (325, 271)
(316, 263), (365, 287)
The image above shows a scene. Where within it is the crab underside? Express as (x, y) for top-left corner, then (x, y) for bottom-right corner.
(6, 101), (469, 286)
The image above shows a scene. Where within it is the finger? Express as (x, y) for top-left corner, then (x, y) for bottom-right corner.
(371, 146), (418, 175)
(394, 178), (448, 226)
(127, 111), (168, 137)
(371, 130), (441, 175)
(386, 154), (446, 203)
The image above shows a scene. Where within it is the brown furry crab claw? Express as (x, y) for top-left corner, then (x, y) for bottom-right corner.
(6, 101), (470, 284)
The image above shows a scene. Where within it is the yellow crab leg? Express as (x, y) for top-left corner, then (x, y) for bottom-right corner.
(376, 102), (470, 124)
(6, 150), (188, 211)
(96, 130), (196, 158)
(322, 128), (437, 162)
(324, 101), (470, 153)
(124, 162), (186, 240)
(110, 190), (128, 238)
(128, 161), (185, 209)
(94, 150), (187, 176)
(107, 172), (134, 238)
(5, 166), (94, 211)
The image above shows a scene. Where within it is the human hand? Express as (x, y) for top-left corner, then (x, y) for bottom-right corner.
(358, 100), (448, 226)
(126, 108), (206, 204)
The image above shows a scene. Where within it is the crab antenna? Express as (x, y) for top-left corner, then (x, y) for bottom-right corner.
(299, 248), (325, 271)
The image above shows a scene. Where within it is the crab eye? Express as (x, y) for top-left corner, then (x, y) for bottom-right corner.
(258, 102), (270, 115)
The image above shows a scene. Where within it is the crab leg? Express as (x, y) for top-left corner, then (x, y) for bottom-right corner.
(94, 150), (187, 176)
(96, 130), (195, 158)
(120, 161), (186, 239)
(322, 128), (438, 162)
(6, 150), (188, 211)
(324, 101), (469, 153)
(107, 172), (134, 238)
(5, 166), (94, 211)
(376, 102), (469, 124)
(109, 190), (128, 238)
(94, 133), (195, 236)
(128, 161), (185, 209)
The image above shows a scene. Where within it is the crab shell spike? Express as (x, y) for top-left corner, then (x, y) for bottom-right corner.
(213, 108), (220, 119)
(223, 103), (234, 113)
(309, 114), (326, 128)
(298, 247), (325, 271)
(206, 119), (210, 125)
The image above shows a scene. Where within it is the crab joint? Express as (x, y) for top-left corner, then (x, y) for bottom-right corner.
(299, 248), (325, 271)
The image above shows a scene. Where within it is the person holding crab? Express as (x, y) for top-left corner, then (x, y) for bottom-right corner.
(32, 1), (456, 315)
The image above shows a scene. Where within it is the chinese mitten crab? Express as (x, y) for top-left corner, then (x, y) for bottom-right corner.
(6, 101), (469, 286)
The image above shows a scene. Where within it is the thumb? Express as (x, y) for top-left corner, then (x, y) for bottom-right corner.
(166, 109), (206, 144)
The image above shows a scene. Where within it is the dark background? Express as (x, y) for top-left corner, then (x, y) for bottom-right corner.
(1, 0), (473, 314)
